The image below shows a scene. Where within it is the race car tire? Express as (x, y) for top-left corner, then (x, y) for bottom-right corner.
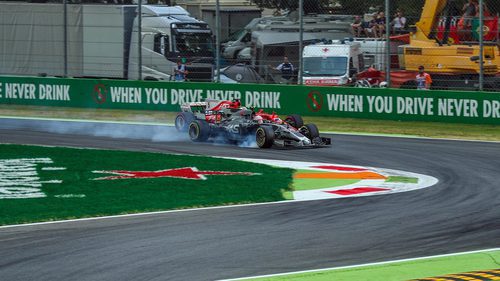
(255, 126), (274, 148)
(175, 112), (195, 132)
(301, 124), (320, 140)
(285, 114), (304, 129)
(189, 120), (210, 142)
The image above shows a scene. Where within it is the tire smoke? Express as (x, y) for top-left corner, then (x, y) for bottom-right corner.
(0, 118), (189, 142)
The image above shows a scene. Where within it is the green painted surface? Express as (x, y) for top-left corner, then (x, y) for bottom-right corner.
(243, 250), (500, 281)
(292, 169), (359, 192)
(295, 169), (331, 174)
(282, 191), (294, 200)
(0, 144), (293, 225)
(386, 176), (419, 184)
(1, 76), (499, 124)
(293, 179), (359, 191)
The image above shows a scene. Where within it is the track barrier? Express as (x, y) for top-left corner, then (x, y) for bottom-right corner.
(0, 76), (499, 125)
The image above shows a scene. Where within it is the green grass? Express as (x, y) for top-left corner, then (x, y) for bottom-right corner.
(243, 250), (500, 281)
(0, 105), (498, 141)
(0, 144), (293, 225)
(0, 105), (172, 123)
(282, 191), (294, 200)
(304, 116), (500, 141)
(386, 176), (419, 184)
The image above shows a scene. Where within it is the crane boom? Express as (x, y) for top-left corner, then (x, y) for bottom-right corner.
(397, 0), (500, 90)
(414, 0), (448, 39)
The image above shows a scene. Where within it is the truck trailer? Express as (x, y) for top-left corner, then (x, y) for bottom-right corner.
(0, 3), (215, 81)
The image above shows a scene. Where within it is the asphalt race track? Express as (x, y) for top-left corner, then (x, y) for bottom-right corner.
(0, 118), (499, 281)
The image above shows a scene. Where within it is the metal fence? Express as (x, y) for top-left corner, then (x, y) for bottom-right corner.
(0, 0), (499, 91)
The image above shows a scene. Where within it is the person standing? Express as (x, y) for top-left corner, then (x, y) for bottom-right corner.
(461, 0), (479, 28)
(416, 65), (432, 90)
(174, 58), (188, 82)
(273, 56), (294, 83)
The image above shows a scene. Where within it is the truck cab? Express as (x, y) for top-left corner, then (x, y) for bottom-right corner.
(130, 5), (215, 82)
(302, 41), (364, 86)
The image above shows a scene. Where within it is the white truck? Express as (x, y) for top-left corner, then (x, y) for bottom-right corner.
(302, 39), (389, 86)
(0, 3), (214, 81)
(302, 41), (363, 86)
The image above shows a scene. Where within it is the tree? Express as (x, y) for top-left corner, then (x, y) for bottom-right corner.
(250, 0), (499, 26)
(251, 0), (325, 14)
(337, 0), (425, 24)
(337, 0), (383, 15)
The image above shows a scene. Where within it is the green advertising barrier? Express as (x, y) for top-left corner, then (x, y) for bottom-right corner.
(0, 75), (499, 124)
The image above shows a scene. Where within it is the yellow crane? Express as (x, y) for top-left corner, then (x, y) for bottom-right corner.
(400, 0), (499, 84)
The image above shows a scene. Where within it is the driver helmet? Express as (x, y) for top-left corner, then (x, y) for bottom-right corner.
(273, 117), (283, 124)
(253, 115), (263, 124)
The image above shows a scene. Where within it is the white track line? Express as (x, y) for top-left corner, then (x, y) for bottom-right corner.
(0, 115), (499, 143)
(1, 181), (432, 229)
(324, 130), (500, 144)
(218, 247), (500, 281)
(0, 200), (297, 229)
(0, 159), (438, 229)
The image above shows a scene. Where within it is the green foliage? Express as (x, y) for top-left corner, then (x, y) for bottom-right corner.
(337, 0), (383, 15)
(251, 0), (325, 13)
(337, 0), (426, 24)
(253, 0), (496, 27)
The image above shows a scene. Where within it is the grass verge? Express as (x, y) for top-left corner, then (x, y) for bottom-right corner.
(0, 105), (499, 141)
(238, 250), (500, 281)
(386, 176), (419, 183)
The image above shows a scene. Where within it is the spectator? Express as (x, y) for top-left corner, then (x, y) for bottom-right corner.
(364, 14), (377, 37)
(351, 15), (364, 37)
(174, 58), (188, 82)
(273, 56), (294, 83)
(459, 0), (490, 33)
(461, 0), (479, 28)
(375, 11), (386, 37)
(392, 10), (407, 34)
(416, 65), (432, 90)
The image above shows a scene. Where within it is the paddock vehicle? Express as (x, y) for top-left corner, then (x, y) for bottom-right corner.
(175, 99), (305, 131)
(0, 4), (214, 81)
(187, 109), (331, 148)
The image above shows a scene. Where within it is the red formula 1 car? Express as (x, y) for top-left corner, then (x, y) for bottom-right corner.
(253, 109), (304, 129)
(185, 108), (331, 148)
(175, 99), (305, 132)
